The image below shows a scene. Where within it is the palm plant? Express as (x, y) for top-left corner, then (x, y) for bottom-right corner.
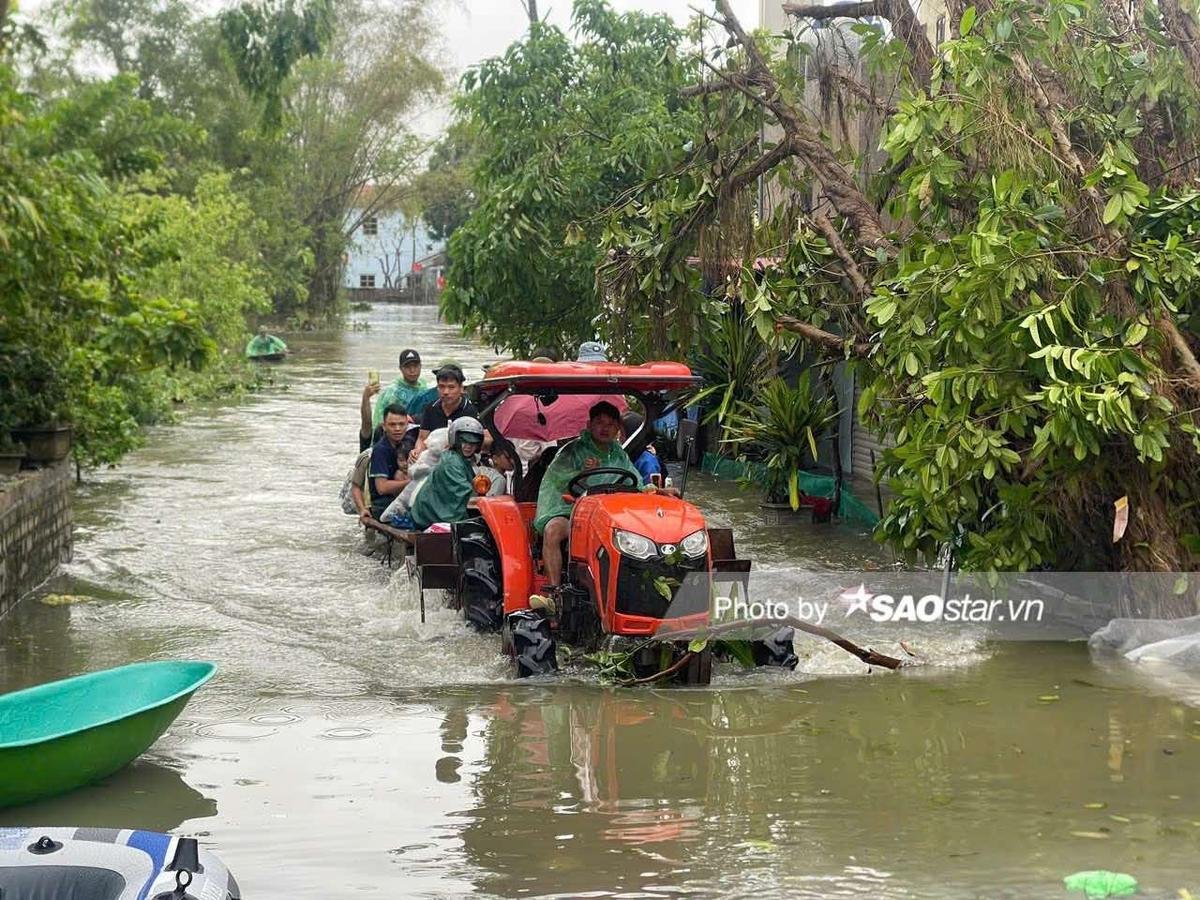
(690, 302), (778, 444)
(723, 374), (839, 510)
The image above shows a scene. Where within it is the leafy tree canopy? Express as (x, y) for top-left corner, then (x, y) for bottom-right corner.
(442, 0), (701, 356)
(600, 0), (1200, 594)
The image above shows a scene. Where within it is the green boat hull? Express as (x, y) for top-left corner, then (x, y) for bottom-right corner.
(0, 661), (214, 808)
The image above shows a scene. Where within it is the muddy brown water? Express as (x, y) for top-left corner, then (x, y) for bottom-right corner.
(2, 305), (1199, 897)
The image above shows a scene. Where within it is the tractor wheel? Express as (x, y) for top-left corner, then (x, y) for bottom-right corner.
(453, 518), (503, 632)
(507, 610), (559, 678)
(751, 626), (799, 670)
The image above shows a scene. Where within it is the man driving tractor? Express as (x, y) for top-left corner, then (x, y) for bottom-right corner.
(534, 401), (648, 591)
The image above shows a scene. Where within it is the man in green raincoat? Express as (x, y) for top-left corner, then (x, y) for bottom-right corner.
(245, 326), (287, 358)
(535, 401), (644, 588)
(410, 417), (486, 530)
(373, 348), (428, 431)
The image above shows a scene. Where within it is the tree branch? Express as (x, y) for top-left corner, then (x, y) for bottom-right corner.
(782, 1), (876, 18)
(680, 81), (737, 98)
(784, 0), (935, 89)
(713, 0), (895, 253)
(810, 209), (869, 297)
(775, 314), (871, 357)
(730, 136), (800, 192)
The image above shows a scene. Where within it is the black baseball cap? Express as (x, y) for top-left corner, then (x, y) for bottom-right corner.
(398, 349), (421, 367)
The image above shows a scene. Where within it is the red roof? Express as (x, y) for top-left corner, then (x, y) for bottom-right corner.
(477, 361), (699, 400)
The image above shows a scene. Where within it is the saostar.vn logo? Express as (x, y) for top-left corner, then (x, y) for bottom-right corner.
(840, 584), (1044, 624)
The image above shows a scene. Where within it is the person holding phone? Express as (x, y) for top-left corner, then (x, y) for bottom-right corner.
(358, 372), (382, 452)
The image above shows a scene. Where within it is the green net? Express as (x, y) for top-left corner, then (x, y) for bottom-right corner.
(700, 452), (879, 528)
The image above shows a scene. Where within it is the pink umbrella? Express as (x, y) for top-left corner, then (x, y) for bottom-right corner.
(493, 393), (628, 443)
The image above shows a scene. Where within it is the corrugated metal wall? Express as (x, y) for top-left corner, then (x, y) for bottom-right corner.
(850, 379), (891, 488)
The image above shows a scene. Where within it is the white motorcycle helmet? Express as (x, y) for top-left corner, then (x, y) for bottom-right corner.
(449, 416), (485, 451)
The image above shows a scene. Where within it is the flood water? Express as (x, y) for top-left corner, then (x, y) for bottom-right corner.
(2, 305), (1199, 897)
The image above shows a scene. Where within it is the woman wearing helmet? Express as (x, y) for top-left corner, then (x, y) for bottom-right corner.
(410, 417), (487, 530)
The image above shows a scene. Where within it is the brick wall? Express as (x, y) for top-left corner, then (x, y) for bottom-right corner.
(0, 462), (73, 619)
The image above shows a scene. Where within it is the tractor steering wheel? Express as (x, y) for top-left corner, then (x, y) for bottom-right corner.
(566, 467), (640, 498)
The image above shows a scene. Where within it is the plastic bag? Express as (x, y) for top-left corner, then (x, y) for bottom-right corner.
(339, 449), (372, 515)
(380, 428), (448, 524)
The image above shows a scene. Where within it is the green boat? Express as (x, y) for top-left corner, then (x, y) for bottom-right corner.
(0, 660), (215, 808)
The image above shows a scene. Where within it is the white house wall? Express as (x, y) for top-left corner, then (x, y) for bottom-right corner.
(343, 209), (443, 289)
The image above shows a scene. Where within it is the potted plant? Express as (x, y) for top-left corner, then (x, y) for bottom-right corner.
(11, 420), (73, 463)
(723, 374), (838, 510)
(0, 435), (26, 476)
(3, 352), (73, 463)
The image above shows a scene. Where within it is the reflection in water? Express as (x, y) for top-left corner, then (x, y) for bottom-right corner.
(0, 758), (217, 833)
(1, 306), (1198, 897)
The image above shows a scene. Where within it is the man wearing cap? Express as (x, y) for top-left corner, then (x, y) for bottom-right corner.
(372, 349), (428, 433)
(535, 400), (644, 590)
(410, 362), (483, 462)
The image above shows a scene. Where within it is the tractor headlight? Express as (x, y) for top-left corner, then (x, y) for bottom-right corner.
(613, 529), (656, 561)
(680, 529), (708, 558)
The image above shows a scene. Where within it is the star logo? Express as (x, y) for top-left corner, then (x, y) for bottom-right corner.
(841, 583), (873, 618)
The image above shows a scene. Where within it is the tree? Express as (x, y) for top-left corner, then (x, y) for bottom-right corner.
(442, 0), (701, 356)
(601, 0), (1200, 597)
(0, 65), (271, 466)
(415, 122), (477, 244)
(221, 0), (442, 319)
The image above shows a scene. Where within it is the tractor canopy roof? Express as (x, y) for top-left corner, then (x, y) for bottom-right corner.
(476, 361), (699, 402)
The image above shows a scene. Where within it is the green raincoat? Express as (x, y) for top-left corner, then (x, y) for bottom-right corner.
(534, 430), (643, 533)
(410, 449), (476, 530)
(245, 333), (287, 357)
(372, 377), (429, 429)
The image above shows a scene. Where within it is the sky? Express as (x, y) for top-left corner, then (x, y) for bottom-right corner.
(440, 1), (760, 76)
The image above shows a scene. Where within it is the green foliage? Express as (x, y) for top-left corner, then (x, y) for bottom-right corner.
(724, 375), (839, 509)
(415, 122), (477, 243)
(601, 0), (1200, 577)
(0, 65), (272, 466)
(443, 0), (700, 356)
(218, 0), (334, 129)
(689, 300), (778, 431)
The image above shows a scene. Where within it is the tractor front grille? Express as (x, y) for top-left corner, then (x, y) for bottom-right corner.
(615, 555), (708, 619)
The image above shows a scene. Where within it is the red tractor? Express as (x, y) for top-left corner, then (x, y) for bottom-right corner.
(435, 361), (791, 685)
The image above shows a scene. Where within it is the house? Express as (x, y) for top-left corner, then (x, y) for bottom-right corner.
(343, 201), (444, 302)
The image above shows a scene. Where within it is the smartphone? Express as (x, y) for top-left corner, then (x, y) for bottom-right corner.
(368, 369), (380, 386)
(650, 472), (662, 489)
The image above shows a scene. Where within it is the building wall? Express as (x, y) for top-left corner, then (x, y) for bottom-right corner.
(0, 462), (73, 619)
(343, 209), (443, 290)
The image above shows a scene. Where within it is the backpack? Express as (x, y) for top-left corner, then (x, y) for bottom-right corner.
(339, 449), (372, 515)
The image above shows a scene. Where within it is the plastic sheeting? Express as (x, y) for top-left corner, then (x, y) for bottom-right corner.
(1089, 614), (1200, 668)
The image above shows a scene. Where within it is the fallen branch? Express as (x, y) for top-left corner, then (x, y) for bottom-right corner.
(618, 651), (697, 685)
(775, 314), (872, 357)
(680, 81), (738, 98)
(661, 616), (904, 669)
(810, 209), (870, 297)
